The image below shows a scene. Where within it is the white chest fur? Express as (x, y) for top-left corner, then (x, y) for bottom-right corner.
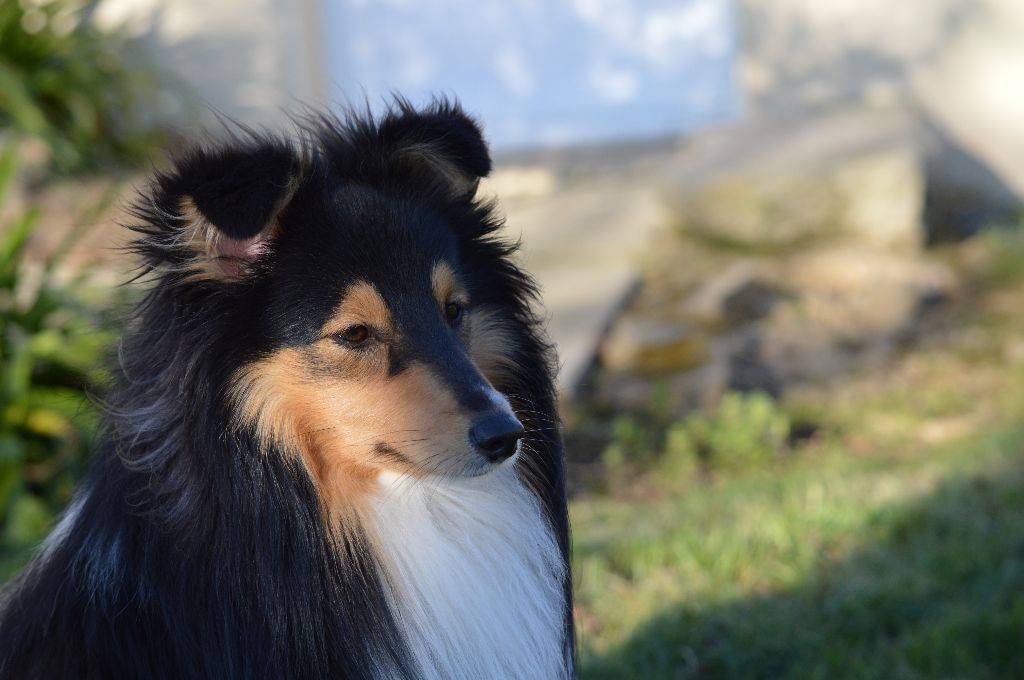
(370, 468), (569, 680)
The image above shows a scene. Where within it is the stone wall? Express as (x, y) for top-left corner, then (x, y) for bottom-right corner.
(738, 0), (1024, 207)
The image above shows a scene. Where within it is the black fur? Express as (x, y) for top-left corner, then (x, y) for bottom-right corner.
(0, 99), (574, 679)
(169, 139), (297, 241)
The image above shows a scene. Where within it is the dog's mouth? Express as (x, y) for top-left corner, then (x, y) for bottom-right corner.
(374, 438), (522, 480)
(462, 440), (522, 477)
(369, 405), (524, 479)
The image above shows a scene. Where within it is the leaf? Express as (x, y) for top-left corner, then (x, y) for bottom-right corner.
(0, 58), (50, 136)
(0, 142), (17, 207)
(24, 386), (95, 429)
(23, 408), (72, 439)
(0, 435), (23, 522)
(0, 207), (41, 283)
(3, 491), (53, 545)
(1, 337), (35, 403)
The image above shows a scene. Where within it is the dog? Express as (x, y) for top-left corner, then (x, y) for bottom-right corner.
(0, 99), (574, 679)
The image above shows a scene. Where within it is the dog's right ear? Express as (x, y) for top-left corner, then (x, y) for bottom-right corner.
(136, 139), (301, 282)
(376, 99), (492, 198)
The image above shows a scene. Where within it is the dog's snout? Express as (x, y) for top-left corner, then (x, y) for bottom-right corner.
(469, 412), (524, 462)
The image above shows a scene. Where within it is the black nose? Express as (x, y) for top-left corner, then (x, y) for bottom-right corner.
(470, 413), (524, 462)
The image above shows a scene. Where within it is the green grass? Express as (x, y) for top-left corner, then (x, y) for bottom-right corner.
(573, 426), (1024, 679)
(570, 237), (1024, 678)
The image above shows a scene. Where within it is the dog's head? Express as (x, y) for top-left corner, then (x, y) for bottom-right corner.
(131, 101), (538, 507)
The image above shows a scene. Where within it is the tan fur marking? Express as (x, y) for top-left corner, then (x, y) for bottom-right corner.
(468, 307), (521, 385)
(431, 261), (470, 321)
(176, 198), (234, 283)
(227, 280), (522, 521)
(229, 344), (472, 518)
(321, 281), (393, 338)
(431, 261), (458, 303)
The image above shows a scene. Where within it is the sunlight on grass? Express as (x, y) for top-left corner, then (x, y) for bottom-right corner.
(572, 426), (1024, 679)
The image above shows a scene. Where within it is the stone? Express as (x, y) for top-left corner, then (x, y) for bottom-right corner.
(834, 147), (924, 251)
(781, 246), (957, 320)
(683, 259), (782, 325)
(713, 246), (960, 389)
(662, 107), (927, 252)
(681, 174), (840, 248)
(600, 318), (710, 376)
(506, 182), (670, 395)
(592, 357), (729, 416)
(723, 279), (786, 324)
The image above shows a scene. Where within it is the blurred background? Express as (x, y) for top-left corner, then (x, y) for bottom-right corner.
(2, 0), (1023, 677)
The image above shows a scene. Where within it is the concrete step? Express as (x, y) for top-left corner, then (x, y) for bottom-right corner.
(489, 180), (670, 396)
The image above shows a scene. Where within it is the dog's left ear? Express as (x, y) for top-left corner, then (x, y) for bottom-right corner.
(146, 139), (301, 282)
(379, 100), (492, 198)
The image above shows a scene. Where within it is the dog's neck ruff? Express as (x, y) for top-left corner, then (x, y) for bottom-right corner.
(370, 466), (569, 680)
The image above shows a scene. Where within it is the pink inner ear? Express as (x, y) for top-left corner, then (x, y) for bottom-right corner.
(217, 233), (272, 278)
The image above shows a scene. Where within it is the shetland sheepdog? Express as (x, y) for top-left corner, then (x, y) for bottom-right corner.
(0, 100), (574, 679)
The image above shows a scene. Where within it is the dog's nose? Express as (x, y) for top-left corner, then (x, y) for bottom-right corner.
(470, 413), (524, 462)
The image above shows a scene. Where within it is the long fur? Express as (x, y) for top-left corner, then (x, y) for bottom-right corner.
(372, 468), (569, 679)
(0, 99), (574, 679)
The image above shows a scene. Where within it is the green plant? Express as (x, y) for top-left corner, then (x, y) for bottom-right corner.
(0, 145), (117, 573)
(0, 0), (165, 173)
(601, 414), (662, 472)
(975, 221), (1024, 288)
(664, 390), (790, 471)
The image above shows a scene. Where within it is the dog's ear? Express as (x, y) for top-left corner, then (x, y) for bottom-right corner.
(142, 139), (301, 282)
(378, 100), (492, 198)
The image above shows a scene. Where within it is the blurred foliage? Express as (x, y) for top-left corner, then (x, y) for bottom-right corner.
(665, 391), (789, 471)
(0, 0), (164, 174)
(972, 220), (1024, 289)
(598, 391), (791, 487)
(600, 414), (662, 472)
(0, 144), (117, 575)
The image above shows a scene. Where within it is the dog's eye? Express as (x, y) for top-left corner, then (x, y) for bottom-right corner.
(444, 301), (464, 325)
(336, 324), (370, 346)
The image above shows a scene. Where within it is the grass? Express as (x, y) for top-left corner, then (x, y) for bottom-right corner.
(570, 228), (1024, 679)
(573, 425), (1024, 679)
